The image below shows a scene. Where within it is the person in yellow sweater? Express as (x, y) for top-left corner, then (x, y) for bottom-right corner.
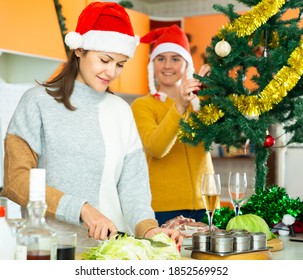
(131, 25), (214, 226)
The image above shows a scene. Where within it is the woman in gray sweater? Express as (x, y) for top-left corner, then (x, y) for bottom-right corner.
(1, 2), (182, 252)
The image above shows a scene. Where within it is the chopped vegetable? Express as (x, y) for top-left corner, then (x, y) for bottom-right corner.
(81, 232), (181, 260)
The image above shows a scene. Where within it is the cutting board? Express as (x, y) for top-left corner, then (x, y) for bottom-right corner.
(191, 249), (272, 260)
(268, 238), (283, 252)
(190, 238), (283, 260)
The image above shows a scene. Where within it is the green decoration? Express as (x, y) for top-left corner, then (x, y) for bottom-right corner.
(53, 0), (69, 54)
(177, 0), (303, 192)
(202, 207), (234, 229)
(210, 186), (303, 229)
(119, 1), (134, 9)
(241, 185), (303, 226)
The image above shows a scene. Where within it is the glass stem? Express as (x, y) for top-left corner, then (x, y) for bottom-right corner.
(235, 205), (240, 216)
(208, 211), (213, 232)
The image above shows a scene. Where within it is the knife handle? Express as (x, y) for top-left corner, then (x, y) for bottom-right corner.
(107, 230), (128, 238)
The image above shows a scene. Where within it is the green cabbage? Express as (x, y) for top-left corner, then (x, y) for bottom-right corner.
(81, 233), (180, 260)
(226, 214), (276, 240)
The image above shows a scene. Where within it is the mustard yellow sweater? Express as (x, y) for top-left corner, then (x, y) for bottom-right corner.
(131, 94), (214, 212)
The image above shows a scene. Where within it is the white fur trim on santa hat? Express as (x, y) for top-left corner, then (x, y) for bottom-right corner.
(186, 63), (195, 79)
(186, 64), (200, 111)
(65, 30), (139, 59)
(190, 94), (200, 111)
(150, 43), (193, 65)
(147, 61), (167, 101)
(148, 61), (157, 95)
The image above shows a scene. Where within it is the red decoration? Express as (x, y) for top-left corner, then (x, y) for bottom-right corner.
(192, 84), (208, 95)
(193, 86), (201, 95)
(293, 220), (303, 233)
(263, 135), (275, 147)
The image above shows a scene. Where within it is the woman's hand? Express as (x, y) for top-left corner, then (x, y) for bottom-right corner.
(144, 227), (183, 248)
(80, 203), (118, 240)
(197, 63), (211, 77)
(175, 78), (202, 115)
(175, 63), (211, 115)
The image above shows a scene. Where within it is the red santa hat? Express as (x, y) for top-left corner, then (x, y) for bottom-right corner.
(141, 24), (199, 110)
(64, 2), (139, 58)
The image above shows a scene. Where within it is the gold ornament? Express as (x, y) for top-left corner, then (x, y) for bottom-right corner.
(215, 40), (231, 57)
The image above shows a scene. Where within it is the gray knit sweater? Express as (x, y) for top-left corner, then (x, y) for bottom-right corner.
(7, 80), (155, 250)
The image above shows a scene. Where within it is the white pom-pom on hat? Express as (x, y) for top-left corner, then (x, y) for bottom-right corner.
(65, 32), (83, 50)
(282, 214), (296, 226)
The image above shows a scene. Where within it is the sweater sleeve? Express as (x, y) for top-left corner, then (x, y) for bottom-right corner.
(131, 97), (183, 158)
(3, 134), (63, 218)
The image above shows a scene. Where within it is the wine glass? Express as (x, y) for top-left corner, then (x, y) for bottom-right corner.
(228, 172), (247, 216)
(201, 174), (221, 232)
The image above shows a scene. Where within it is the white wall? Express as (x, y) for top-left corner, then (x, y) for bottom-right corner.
(284, 147), (303, 200)
(131, 0), (248, 17)
(0, 53), (62, 84)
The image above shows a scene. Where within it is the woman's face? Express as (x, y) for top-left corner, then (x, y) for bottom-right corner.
(153, 52), (187, 89)
(75, 49), (128, 92)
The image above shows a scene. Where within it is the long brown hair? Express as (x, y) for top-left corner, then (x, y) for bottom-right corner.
(41, 51), (81, 111)
(41, 50), (114, 110)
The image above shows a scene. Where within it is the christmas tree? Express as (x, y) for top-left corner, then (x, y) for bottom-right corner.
(178, 0), (303, 192)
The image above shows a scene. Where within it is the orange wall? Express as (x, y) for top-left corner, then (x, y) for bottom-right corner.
(60, 0), (86, 32)
(0, 0), (67, 61)
(110, 9), (150, 95)
(185, 13), (229, 71)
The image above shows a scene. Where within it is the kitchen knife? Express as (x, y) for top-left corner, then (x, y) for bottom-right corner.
(110, 231), (170, 248)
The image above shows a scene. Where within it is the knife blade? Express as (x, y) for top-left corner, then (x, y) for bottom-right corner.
(110, 231), (170, 248)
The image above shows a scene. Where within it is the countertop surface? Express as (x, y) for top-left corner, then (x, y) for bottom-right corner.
(270, 235), (303, 260)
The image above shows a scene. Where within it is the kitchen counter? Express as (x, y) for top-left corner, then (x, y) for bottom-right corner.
(270, 235), (303, 260)
(181, 234), (303, 260)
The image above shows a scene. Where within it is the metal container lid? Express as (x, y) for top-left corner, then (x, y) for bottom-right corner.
(228, 229), (248, 234)
(211, 235), (233, 243)
(192, 232), (210, 242)
(250, 232), (267, 240)
(211, 231), (232, 237)
(233, 233), (251, 242)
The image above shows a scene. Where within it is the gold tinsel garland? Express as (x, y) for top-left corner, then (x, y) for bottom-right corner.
(225, 0), (286, 37)
(230, 39), (303, 116)
(196, 104), (224, 125)
(179, 0), (303, 136)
